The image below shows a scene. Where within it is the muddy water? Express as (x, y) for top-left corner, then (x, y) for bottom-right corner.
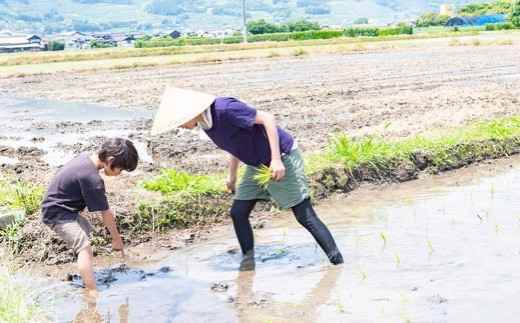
(0, 92), (153, 165)
(52, 158), (520, 322)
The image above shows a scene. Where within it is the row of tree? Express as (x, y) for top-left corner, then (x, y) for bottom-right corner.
(415, 0), (520, 27)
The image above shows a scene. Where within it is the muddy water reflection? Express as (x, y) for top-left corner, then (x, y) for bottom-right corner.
(56, 159), (520, 322)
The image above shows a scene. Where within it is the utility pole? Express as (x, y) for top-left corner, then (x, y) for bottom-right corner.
(241, 0), (248, 43)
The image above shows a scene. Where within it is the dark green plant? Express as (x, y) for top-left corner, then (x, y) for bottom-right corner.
(48, 40), (65, 51)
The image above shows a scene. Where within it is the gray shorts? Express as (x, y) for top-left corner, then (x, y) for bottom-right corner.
(46, 214), (95, 254)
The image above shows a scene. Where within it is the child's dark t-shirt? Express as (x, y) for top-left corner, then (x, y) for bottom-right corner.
(40, 153), (109, 224)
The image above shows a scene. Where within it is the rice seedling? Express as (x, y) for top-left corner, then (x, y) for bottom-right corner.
(400, 314), (412, 323)
(355, 264), (366, 279)
(426, 239), (434, 252)
(484, 209), (490, 217)
(406, 191), (413, 204)
(277, 248), (287, 254)
(516, 215), (520, 223)
(379, 231), (387, 244)
(253, 165), (272, 190)
(394, 252), (401, 267)
(337, 291), (344, 313)
(450, 216), (455, 225)
(399, 292), (409, 303)
(494, 219), (499, 233)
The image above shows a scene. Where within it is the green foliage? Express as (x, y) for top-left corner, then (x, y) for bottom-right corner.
(48, 40), (65, 51)
(284, 20), (321, 32)
(379, 23), (413, 36)
(141, 168), (222, 195)
(247, 19), (284, 35)
(459, 0), (515, 16)
(330, 115), (520, 172)
(485, 21), (513, 29)
(0, 221), (23, 253)
(89, 39), (113, 48)
(344, 27), (380, 37)
(122, 194), (229, 233)
(135, 30), (344, 48)
(415, 12), (451, 27)
(0, 251), (61, 323)
(0, 178), (45, 216)
(509, 0), (520, 27)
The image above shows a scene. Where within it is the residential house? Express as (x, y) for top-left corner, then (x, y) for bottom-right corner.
(0, 34), (45, 53)
(195, 26), (236, 38)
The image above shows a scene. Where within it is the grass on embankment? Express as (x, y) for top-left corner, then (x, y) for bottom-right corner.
(133, 115), (520, 231)
(0, 250), (61, 322)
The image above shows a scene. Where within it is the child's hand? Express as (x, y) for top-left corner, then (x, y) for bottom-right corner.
(112, 239), (125, 258)
(270, 159), (285, 181)
(226, 175), (236, 194)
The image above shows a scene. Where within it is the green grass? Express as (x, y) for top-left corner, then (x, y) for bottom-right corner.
(330, 116), (520, 171)
(140, 167), (224, 195)
(0, 250), (61, 322)
(0, 177), (45, 216)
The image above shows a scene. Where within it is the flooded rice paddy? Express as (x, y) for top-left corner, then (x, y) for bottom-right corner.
(54, 158), (520, 322)
(0, 93), (153, 166)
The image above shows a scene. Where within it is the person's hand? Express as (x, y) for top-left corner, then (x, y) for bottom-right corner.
(225, 174), (237, 194)
(270, 158), (285, 181)
(112, 239), (125, 258)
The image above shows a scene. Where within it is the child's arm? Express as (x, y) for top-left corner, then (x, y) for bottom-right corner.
(100, 209), (125, 257)
(254, 110), (285, 181)
(226, 154), (239, 193)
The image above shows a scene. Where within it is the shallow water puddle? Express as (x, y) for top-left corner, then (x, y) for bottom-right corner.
(0, 92), (153, 165)
(54, 159), (520, 322)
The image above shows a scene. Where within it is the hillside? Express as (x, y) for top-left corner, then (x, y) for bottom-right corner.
(0, 0), (497, 34)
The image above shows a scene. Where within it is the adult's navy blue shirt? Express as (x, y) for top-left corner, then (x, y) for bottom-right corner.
(40, 153), (110, 224)
(204, 97), (294, 167)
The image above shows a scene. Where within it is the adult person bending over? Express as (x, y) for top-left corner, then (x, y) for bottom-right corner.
(151, 88), (343, 265)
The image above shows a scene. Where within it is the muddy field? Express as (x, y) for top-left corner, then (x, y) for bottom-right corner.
(1, 42), (519, 269)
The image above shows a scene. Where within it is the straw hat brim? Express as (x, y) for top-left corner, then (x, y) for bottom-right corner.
(150, 87), (216, 135)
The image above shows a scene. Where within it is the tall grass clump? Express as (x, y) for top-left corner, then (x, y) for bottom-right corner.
(330, 115), (520, 172)
(0, 250), (61, 322)
(0, 177), (45, 216)
(141, 168), (223, 195)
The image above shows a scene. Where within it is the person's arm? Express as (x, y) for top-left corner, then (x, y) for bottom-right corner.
(100, 209), (125, 257)
(226, 154), (239, 193)
(254, 110), (285, 181)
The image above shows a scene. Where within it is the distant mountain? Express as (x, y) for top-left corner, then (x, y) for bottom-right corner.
(0, 0), (496, 34)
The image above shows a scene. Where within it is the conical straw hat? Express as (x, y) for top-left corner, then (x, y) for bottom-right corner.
(150, 87), (216, 135)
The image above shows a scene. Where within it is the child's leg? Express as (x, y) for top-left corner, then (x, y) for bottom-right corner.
(77, 245), (98, 293)
(291, 198), (344, 265)
(230, 199), (258, 254)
